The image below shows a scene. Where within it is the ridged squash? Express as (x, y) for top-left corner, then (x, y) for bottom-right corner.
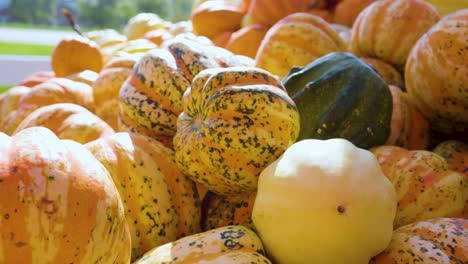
(134, 225), (271, 264)
(433, 140), (468, 178)
(252, 138), (397, 264)
(0, 127), (131, 263)
(282, 52), (392, 149)
(85, 132), (201, 260)
(173, 66), (300, 195)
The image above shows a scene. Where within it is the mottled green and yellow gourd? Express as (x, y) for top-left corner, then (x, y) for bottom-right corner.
(85, 132), (200, 260)
(173, 66), (300, 195)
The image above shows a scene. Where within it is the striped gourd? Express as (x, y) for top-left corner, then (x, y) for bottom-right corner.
(371, 145), (467, 228)
(14, 103), (114, 144)
(0, 127), (131, 263)
(0, 86), (30, 126)
(173, 66), (300, 195)
(118, 38), (247, 148)
(134, 225), (271, 264)
(1, 78), (95, 135)
(371, 218), (467, 264)
(85, 132), (201, 260)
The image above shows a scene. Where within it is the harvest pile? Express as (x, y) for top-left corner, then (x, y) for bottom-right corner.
(0, 0), (467, 263)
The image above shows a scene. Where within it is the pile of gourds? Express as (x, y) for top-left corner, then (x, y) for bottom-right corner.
(0, 0), (466, 263)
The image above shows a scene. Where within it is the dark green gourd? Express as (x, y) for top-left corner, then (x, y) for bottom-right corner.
(283, 52), (392, 149)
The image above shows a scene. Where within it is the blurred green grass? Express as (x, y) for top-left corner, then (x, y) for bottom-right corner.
(0, 85), (12, 94)
(0, 42), (55, 56)
(0, 23), (72, 31)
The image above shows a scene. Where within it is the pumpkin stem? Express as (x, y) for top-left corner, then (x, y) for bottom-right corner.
(61, 8), (83, 36)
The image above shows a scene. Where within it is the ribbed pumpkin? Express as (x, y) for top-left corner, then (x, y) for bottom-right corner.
(360, 57), (404, 88)
(93, 53), (141, 130)
(433, 140), (468, 178)
(371, 145), (467, 228)
(1, 78), (94, 135)
(134, 225), (271, 264)
(0, 86), (30, 126)
(17, 70), (55, 87)
(349, 0), (440, 71)
(405, 9), (468, 134)
(51, 36), (104, 77)
(225, 24), (268, 59)
(282, 52), (392, 149)
(371, 218), (467, 264)
(84, 29), (127, 49)
(0, 127), (131, 263)
(119, 39), (245, 148)
(201, 191), (256, 231)
(255, 12), (347, 78)
(191, 0), (246, 40)
(123, 13), (169, 40)
(13, 103), (114, 144)
(66, 69), (99, 86)
(333, 0), (376, 27)
(173, 66), (300, 195)
(85, 132), (200, 260)
(385, 85), (430, 150)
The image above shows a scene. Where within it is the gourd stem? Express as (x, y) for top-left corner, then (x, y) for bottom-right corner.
(61, 8), (83, 36)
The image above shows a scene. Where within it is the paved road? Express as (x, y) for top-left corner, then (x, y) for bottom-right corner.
(0, 27), (76, 45)
(0, 28), (78, 85)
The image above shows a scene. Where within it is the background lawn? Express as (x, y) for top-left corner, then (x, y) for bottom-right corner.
(0, 42), (55, 56)
(0, 85), (12, 94)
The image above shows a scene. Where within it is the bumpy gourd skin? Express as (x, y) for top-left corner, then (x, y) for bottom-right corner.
(174, 66), (300, 195)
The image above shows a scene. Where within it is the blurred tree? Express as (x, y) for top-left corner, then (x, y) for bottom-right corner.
(11, 0), (58, 24)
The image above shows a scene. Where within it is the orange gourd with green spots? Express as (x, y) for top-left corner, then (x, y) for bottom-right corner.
(433, 140), (468, 178)
(13, 103), (114, 144)
(371, 145), (467, 228)
(134, 225), (271, 263)
(118, 39), (245, 148)
(371, 218), (467, 264)
(173, 66), (300, 195)
(85, 132), (201, 260)
(360, 58), (404, 88)
(405, 9), (468, 134)
(0, 86), (30, 126)
(201, 191), (256, 231)
(0, 127), (131, 263)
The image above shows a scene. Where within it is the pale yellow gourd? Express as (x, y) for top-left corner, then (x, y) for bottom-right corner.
(252, 138), (397, 264)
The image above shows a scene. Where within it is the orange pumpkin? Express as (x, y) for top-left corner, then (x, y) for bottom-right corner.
(255, 12), (347, 78)
(66, 70), (99, 86)
(17, 70), (55, 87)
(405, 9), (468, 134)
(1, 78), (94, 135)
(360, 58), (404, 88)
(124, 13), (170, 40)
(349, 0), (440, 71)
(51, 36), (104, 77)
(385, 85), (430, 150)
(14, 103), (114, 144)
(333, 0), (376, 27)
(0, 86), (31, 126)
(243, 0), (314, 27)
(225, 24), (268, 58)
(433, 140), (468, 178)
(191, 1), (245, 39)
(85, 132), (200, 260)
(371, 145), (467, 228)
(371, 218), (467, 264)
(211, 30), (234, 47)
(0, 127), (131, 263)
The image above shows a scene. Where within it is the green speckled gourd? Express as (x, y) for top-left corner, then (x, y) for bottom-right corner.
(201, 191), (256, 231)
(173, 66), (300, 195)
(282, 52), (392, 149)
(134, 225), (272, 264)
(85, 132), (200, 260)
(119, 38), (246, 148)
